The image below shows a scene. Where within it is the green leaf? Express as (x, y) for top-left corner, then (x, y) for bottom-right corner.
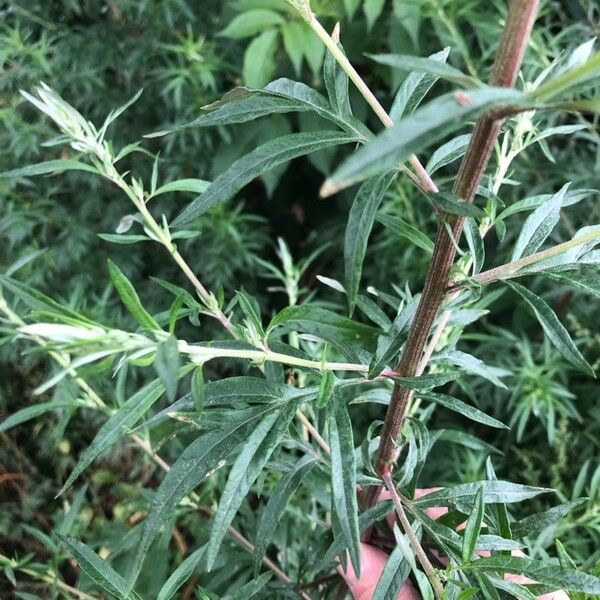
(149, 78), (367, 139)
(344, 171), (396, 314)
(152, 179), (210, 197)
(539, 268), (600, 299)
(431, 192), (485, 218)
(154, 335), (180, 402)
(173, 131), (362, 226)
(59, 536), (141, 600)
(426, 134), (471, 174)
(0, 400), (81, 433)
(392, 369), (463, 391)
(369, 53), (479, 87)
(253, 456), (316, 574)
(497, 188), (594, 221)
(316, 370), (336, 409)
(531, 52), (600, 101)
(390, 48), (450, 120)
(323, 34), (352, 120)
(206, 400), (299, 569)
(506, 281), (594, 375)
(329, 391), (361, 576)
(414, 481), (548, 510)
(99, 234), (149, 245)
(58, 376), (169, 496)
(282, 21), (306, 75)
(376, 214), (434, 253)
(323, 87), (528, 194)
(129, 405), (274, 585)
(191, 367), (205, 415)
(156, 545), (206, 600)
(417, 391), (508, 429)
(108, 260), (159, 331)
(372, 542), (411, 600)
(463, 217), (485, 274)
(435, 350), (510, 389)
(229, 573), (272, 599)
(437, 429), (501, 454)
(363, 0), (386, 29)
(219, 10), (284, 39)
(243, 29), (279, 87)
(0, 159), (98, 179)
(511, 499), (587, 538)
(369, 295), (420, 377)
(0, 275), (99, 327)
(464, 556), (600, 594)
(462, 487), (484, 562)
(268, 304), (378, 344)
(511, 184), (568, 260)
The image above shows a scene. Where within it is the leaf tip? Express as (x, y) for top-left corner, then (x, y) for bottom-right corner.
(320, 179), (339, 198)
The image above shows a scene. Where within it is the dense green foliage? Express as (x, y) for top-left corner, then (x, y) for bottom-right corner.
(1, 0), (600, 598)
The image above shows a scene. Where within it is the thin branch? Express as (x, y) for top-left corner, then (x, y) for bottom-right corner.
(366, 0), (540, 507)
(307, 15), (438, 194)
(468, 228), (600, 286)
(382, 472), (444, 600)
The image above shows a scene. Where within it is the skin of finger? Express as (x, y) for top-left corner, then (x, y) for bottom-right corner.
(337, 544), (420, 600)
(342, 489), (568, 600)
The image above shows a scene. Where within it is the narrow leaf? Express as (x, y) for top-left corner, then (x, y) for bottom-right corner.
(464, 556), (600, 594)
(206, 400), (299, 569)
(154, 335), (180, 402)
(417, 391), (508, 429)
(108, 260), (159, 330)
(462, 487), (484, 562)
(173, 131), (362, 226)
(511, 184), (567, 260)
(506, 281), (594, 375)
(344, 171), (396, 314)
(253, 456), (316, 574)
(329, 392), (361, 576)
(376, 214), (434, 253)
(390, 48), (450, 120)
(369, 53), (478, 87)
(59, 376), (167, 496)
(323, 87), (528, 194)
(59, 537), (141, 600)
(156, 545), (206, 600)
(0, 159), (98, 179)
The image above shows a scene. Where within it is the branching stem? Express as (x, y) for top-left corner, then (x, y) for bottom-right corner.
(366, 0), (540, 508)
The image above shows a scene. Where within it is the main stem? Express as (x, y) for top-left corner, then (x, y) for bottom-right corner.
(366, 0), (539, 508)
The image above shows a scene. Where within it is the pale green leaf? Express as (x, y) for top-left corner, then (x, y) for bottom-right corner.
(156, 545), (206, 600)
(344, 171), (396, 314)
(219, 10), (284, 39)
(376, 214), (434, 253)
(323, 87), (528, 194)
(511, 184), (568, 261)
(173, 131), (362, 226)
(206, 400), (299, 569)
(243, 29), (279, 88)
(253, 456), (316, 574)
(60, 537), (141, 600)
(329, 391), (361, 576)
(108, 260), (160, 331)
(506, 281), (594, 375)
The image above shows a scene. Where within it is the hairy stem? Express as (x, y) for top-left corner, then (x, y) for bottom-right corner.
(366, 0), (540, 506)
(307, 15), (438, 194)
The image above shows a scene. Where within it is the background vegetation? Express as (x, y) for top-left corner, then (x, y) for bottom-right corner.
(1, 0), (599, 598)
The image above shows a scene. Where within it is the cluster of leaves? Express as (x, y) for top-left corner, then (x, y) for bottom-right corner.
(2, 1), (600, 599)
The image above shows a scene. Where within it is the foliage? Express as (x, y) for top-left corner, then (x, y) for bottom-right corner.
(1, 1), (600, 599)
